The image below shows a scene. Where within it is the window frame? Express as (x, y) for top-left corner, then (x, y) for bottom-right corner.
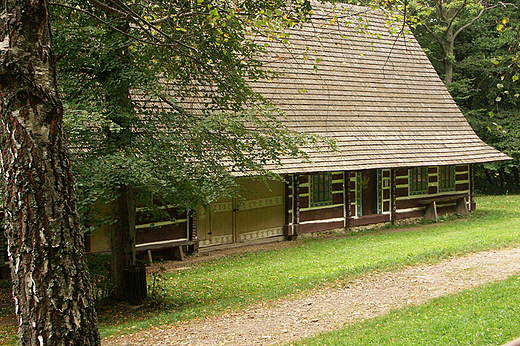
(310, 173), (333, 207)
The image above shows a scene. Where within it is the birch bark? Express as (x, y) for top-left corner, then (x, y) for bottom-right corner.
(0, 0), (100, 344)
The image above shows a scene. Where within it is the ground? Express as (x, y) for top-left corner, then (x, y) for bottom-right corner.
(2, 232), (520, 346)
(103, 244), (520, 346)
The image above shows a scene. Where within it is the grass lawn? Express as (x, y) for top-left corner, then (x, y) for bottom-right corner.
(286, 274), (520, 346)
(1, 194), (520, 344)
(98, 194), (520, 338)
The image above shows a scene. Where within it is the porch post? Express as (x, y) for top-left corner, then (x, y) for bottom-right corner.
(293, 174), (300, 235)
(391, 168), (397, 223)
(344, 170), (351, 230)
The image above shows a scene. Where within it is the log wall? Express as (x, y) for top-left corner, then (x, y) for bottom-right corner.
(85, 165), (474, 252)
(286, 165), (472, 236)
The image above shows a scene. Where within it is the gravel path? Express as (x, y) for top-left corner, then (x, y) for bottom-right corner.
(103, 247), (520, 346)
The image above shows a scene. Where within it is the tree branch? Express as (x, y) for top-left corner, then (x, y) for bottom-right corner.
(453, 1), (509, 38)
(446, 0), (469, 33)
(87, 0), (126, 17)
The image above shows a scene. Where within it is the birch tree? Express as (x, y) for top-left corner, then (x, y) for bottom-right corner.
(0, 0), (100, 344)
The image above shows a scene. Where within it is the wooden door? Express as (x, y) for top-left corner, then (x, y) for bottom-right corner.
(361, 170), (377, 216)
(197, 178), (284, 247)
(196, 199), (234, 247)
(234, 179), (285, 242)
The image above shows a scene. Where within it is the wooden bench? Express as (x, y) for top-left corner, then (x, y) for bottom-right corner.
(417, 194), (469, 222)
(135, 239), (195, 263)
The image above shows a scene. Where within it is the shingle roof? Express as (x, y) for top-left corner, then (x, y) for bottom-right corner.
(254, 2), (511, 174)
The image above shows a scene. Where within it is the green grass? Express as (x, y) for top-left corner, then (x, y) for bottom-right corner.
(286, 274), (520, 346)
(2, 194), (520, 344)
(100, 194), (520, 338)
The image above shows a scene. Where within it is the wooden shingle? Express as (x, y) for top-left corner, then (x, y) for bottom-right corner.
(254, 2), (510, 174)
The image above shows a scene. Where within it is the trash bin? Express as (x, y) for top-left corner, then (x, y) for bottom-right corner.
(122, 264), (147, 305)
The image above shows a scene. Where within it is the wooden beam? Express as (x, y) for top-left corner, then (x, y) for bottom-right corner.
(391, 169), (397, 223)
(456, 197), (469, 216)
(293, 174), (300, 235)
(424, 201), (438, 221)
(344, 170), (350, 230)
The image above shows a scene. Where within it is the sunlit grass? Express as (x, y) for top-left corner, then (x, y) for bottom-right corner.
(99, 194), (520, 338)
(286, 275), (520, 346)
(3, 195), (520, 344)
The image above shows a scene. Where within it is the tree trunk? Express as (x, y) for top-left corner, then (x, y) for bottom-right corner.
(110, 184), (136, 299)
(98, 21), (138, 300)
(484, 169), (494, 186)
(443, 27), (455, 85)
(0, 1), (100, 345)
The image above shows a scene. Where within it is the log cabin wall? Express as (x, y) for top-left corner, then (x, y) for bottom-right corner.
(135, 206), (190, 245)
(349, 169), (392, 227)
(394, 164), (471, 221)
(83, 166), (475, 253)
(86, 202), (192, 254)
(197, 178), (286, 247)
(285, 169), (393, 233)
(285, 172), (346, 234)
(286, 165), (472, 236)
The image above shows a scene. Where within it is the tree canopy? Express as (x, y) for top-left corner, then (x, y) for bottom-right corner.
(53, 0), (315, 214)
(409, 0), (520, 190)
(50, 0), (321, 296)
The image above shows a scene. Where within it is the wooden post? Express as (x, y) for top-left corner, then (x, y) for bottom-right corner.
(469, 164), (475, 211)
(189, 209), (199, 252)
(424, 201), (438, 221)
(293, 174), (300, 235)
(344, 171), (351, 230)
(391, 169), (397, 223)
(456, 197), (469, 216)
(284, 175), (293, 237)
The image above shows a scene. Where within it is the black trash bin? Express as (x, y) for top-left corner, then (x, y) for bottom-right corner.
(122, 264), (147, 305)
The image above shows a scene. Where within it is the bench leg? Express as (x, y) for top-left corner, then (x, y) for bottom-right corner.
(172, 245), (185, 261)
(424, 201), (438, 222)
(147, 250), (153, 264)
(456, 197), (469, 216)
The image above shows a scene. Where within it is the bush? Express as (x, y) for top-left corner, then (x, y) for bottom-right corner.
(86, 253), (113, 303)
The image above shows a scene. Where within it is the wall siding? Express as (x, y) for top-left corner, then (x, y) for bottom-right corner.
(394, 164), (471, 221)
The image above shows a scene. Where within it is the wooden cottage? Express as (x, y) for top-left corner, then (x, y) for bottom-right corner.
(86, 2), (510, 260)
(191, 3), (510, 249)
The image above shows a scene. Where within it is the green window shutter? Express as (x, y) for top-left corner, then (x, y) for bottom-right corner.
(410, 167), (428, 195)
(310, 173), (333, 207)
(439, 165), (455, 192)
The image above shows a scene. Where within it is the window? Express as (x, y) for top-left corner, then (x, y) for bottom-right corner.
(310, 173), (332, 207)
(439, 165), (455, 192)
(410, 167), (428, 195)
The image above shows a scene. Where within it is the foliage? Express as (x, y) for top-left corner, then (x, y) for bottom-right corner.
(50, 0), (318, 227)
(406, 0), (520, 191)
(287, 275), (520, 345)
(86, 254), (114, 303)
